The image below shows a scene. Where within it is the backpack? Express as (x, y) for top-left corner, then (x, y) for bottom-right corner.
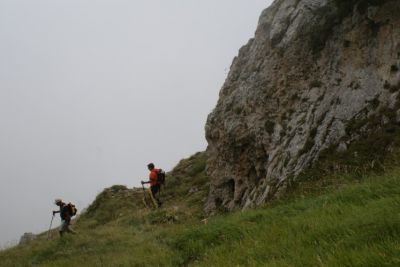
(157, 169), (166, 186)
(66, 203), (78, 217)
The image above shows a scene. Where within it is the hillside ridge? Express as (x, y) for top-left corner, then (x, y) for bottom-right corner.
(1, 151), (399, 266)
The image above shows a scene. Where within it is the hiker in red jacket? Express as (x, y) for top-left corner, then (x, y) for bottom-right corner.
(141, 163), (162, 207)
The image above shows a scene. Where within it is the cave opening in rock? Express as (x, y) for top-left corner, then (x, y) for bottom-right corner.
(215, 197), (223, 208)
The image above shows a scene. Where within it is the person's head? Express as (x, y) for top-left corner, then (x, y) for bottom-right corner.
(147, 163), (155, 170)
(54, 199), (63, 206)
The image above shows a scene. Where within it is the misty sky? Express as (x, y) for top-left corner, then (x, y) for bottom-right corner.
(0, 0), (273, 247)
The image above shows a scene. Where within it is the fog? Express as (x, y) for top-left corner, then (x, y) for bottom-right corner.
(0, 0), (272, 247)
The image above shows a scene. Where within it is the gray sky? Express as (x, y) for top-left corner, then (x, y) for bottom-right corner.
(0, 0), (272, 247)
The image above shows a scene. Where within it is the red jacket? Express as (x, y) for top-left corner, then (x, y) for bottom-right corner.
(149, 169), (160, 186)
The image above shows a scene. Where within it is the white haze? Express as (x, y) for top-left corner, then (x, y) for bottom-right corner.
(0, 0), (272, 247)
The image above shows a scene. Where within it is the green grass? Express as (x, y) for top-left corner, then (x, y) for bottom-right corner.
(166, 171), (400, 266)
(1, 152), (400, 266)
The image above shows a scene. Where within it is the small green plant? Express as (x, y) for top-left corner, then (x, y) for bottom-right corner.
(234, 106), (242, 115)
(109, 185), (127, 192)
(299, 136), (315, 156)
(265, 120), (275, 134)
(310, 80), (323, 88)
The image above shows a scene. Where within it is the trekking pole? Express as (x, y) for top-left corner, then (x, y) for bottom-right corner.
(141, 183), (148, 203)
(47, 214), (55, 240)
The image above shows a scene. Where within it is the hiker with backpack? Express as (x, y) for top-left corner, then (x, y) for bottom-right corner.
(141, 163), (165, 207)
(52, 199), (77, 237)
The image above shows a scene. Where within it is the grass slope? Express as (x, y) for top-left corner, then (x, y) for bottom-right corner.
(1, 151), (399, 266)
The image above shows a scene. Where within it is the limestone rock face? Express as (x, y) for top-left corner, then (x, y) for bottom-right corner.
(205, 0), (400, 212)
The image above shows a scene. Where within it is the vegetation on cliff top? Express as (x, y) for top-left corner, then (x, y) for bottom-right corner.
(310, 0), (393, 53)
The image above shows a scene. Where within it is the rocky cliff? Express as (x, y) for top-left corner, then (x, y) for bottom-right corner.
(205, 0), (400, 212)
